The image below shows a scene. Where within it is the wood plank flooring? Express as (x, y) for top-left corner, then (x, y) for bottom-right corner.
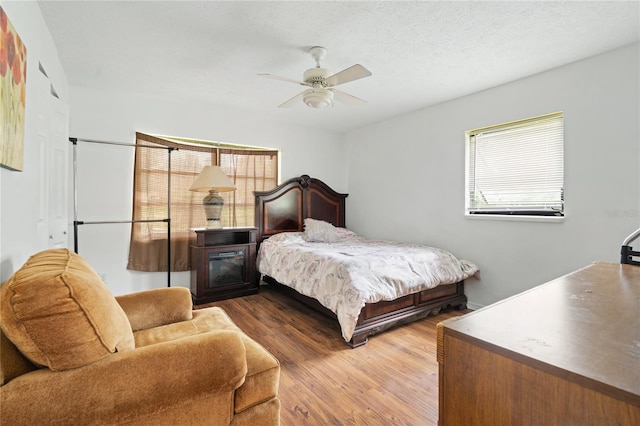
(197, 285), (470, 426)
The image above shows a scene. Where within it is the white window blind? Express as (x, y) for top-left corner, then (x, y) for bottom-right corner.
(466, 112), (564, 216)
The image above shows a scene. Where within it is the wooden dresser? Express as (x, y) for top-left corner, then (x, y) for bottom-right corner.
(437, 262), (640, 425)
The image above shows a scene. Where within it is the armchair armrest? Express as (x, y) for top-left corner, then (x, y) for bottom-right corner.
(116, 287), (193, 331)
(0, 330), (247, 425)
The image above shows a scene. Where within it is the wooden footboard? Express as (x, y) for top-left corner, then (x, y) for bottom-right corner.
(262, 275), (467, 347)
(351, 281), (467, 347)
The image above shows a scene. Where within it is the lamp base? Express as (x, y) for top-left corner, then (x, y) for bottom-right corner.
(203, 189), (224, 229)
(205, 219), (222, 229)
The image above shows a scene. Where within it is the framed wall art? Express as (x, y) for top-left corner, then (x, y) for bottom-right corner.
(1, 6), (27, 171)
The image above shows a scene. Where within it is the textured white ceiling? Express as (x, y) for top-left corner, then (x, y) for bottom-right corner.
(38, 1), (639, 133)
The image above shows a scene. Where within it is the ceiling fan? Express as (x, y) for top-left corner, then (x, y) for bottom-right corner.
(259, 46), (372, 109)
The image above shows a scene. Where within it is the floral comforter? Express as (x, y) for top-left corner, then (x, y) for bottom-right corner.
(256, 230), (479, 342)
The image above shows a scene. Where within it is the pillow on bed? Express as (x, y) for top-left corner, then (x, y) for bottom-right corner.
(303, 218), (342, 243)
(264, 232), (304, 244)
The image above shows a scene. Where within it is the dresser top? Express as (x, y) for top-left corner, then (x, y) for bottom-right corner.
(442, 262), (640, 403)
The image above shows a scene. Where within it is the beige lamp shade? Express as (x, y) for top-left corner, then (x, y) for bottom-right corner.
(189, 166), (236, 192)
(189, 166), (235, 229)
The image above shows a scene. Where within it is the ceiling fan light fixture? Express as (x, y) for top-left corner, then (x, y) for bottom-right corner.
(304, 88), (333, 108)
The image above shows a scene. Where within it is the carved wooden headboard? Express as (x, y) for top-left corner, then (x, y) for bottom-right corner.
(254, 175), (348, 244)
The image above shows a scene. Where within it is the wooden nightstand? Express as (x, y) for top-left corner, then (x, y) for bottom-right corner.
(190, 227), (257, 304)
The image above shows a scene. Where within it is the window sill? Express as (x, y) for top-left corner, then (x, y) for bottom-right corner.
(465, 213), (565, 223)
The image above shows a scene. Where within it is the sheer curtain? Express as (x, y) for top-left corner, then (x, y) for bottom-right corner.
(127, 133), (278, 272)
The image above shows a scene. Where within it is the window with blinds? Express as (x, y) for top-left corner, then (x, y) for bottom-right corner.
(465, 112), (564, 217)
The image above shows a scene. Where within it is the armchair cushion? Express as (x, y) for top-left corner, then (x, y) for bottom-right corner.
(116, 287), (193, 332)
(0, 249), (135, 371)
(0, 330), (248, 425)
(0, 330), (36, 385)
(135, 307), (281, 414)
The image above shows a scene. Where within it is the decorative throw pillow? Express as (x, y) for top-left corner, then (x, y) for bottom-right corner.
(303, 218), (341, 243)
(0, 248), (135, 371)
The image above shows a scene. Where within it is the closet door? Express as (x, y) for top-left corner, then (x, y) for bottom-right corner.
(48, 94), (69, 248)
(36, 68), (69, 249)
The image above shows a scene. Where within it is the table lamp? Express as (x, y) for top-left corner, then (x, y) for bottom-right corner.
(189, 166), (236, 229)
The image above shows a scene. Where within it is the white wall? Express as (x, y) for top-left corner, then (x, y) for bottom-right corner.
(345, 43), (640, 309)
(69, 87), (346, 295)
(0, 1), (69, 282)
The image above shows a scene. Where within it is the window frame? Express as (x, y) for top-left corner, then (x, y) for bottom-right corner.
(464, 112), (565, 222)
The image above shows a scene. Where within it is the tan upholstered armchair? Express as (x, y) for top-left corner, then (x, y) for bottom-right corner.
(0, 249), (280, 425)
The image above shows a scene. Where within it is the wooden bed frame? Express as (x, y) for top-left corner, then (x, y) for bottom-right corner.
(254, 175), (468, 347)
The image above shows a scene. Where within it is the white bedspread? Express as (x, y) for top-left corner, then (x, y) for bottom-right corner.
(256, 230), (479, 342)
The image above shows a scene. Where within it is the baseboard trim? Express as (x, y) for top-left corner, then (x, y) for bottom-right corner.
(466, 301), (485, 311)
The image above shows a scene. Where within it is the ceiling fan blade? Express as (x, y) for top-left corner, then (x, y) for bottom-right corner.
(278, 90), (307, 108)
(325, 64), (372, 87)
(331, 89), (367, 105)
(258, 73), (311, 87)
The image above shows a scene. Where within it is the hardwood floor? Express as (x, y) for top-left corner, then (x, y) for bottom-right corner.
(197, 285), (470, 426)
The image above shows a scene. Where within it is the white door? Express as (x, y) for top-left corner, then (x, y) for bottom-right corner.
(35, 70), (50, 246)
(48, 94), (69, 248)
(36, 67), (69, 249)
